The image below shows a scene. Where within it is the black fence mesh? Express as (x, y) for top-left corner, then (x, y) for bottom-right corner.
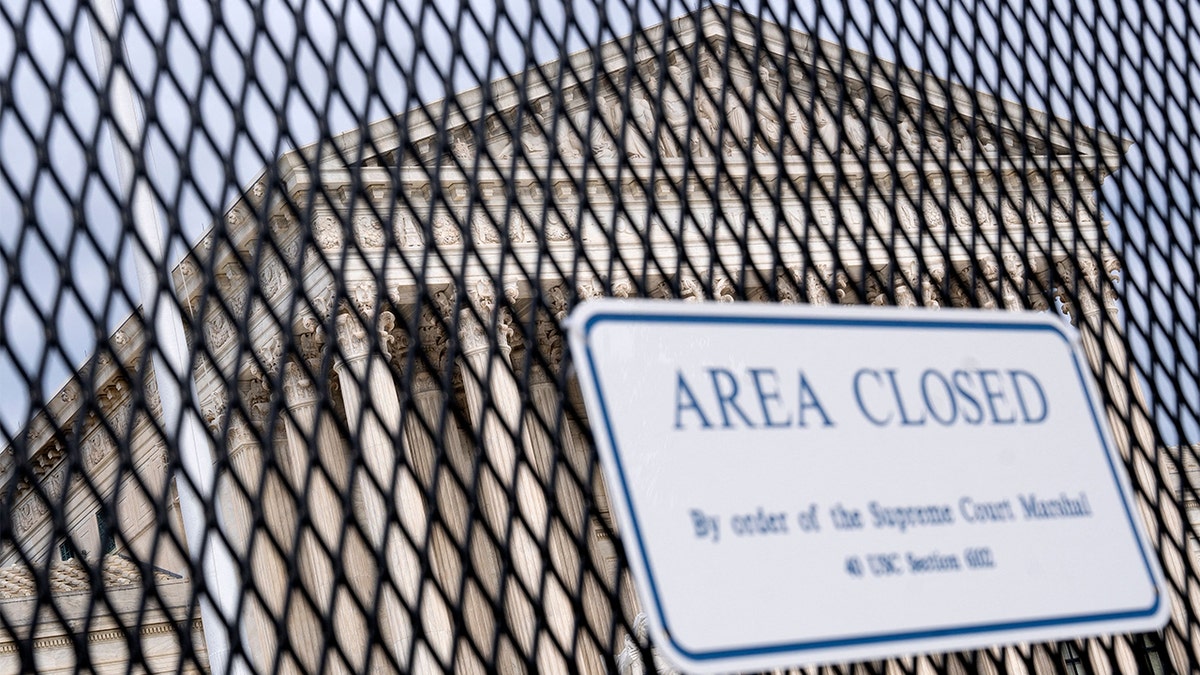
(0, 0), (1197, 672)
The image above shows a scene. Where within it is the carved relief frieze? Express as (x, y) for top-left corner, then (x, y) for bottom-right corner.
(506, 211), (531, 244)
(544, 209), (573, 241)
(946, 264), (975, 308)
(796, 263), (825, 305)
(313, 214), (344, 251)
(349, 282), (377, 317)
(1056, 257), (1116, 322)
(379, 310), (402, 362)
(922, 200), (944, 230)
(532, 284), (569, 380)
(270, 215), (301, 265)
(12, 494), (48, 536)
(949, 201), (973, 232)
(450, 128), (475, 164)
(997, 254), (1026, 310)
(258, 255), (288, 304)
(397, 212), (423, 248)
(574, 276), (602, 302)
(482, 113), (511, 160)
(83, 430), (114, 471)
(626, 87), (656, 160)
(432, 212), (462, 246)
(200, 390), (228, 437)
(894, 262), (919, 308)
(547, 106), (587, 160)
(519, 119), (549, 160)
(354, 215), (386, 248)
(471, 213), (502, 244)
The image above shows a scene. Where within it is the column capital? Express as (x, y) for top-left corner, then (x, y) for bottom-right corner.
(296, 314), (326, 371)
(894, 262), (919, 308)
(452, 279), (519, 358)
(1057, 257), (1118, 323)
(806, 265), (831, 305)
(283, 361), (320, 408)
(201, 390), (228, 436)
(576, 276), (605, 301)
(335, 311), (373, 361)
(530, 282), (571, 383)
(924, 264), (945, 309)
(546, 282), (570, 321)
(418, 306), (450, 371)
(253, 333), (283, 378)
(533, 315), (565, 383)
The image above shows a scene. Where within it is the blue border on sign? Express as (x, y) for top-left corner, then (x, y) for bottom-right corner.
(579, 310), (1163, 663)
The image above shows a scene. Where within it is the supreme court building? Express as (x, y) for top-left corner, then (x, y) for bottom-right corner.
(0, 7), (1183, 675)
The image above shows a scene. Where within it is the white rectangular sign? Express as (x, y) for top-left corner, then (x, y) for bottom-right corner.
(566, 299), (1169, 674)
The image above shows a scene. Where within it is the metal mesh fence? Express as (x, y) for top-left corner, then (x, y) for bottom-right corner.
(0, 0), (1197, 672)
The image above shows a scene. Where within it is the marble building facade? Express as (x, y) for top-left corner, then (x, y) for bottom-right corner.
(1, 7), (1182, 675)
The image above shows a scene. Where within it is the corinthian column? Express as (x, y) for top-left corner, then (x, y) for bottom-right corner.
(1056, 256), (1189, 673)
(526, 285), (608, 672)
(333, 306), (422, 673)
(243, 338), (329, 675)
(407, 310), (489, 675)
(205, 395), (283, 674)
(444, 281), (557, 673)
(282, 323), (372, 674)
(381, 320), (459, 671)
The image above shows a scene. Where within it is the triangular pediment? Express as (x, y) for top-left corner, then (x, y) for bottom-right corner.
(286, 6), (1119, 180)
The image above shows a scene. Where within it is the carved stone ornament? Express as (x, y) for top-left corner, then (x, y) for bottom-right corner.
(471, 213), (501, 244)
(1057, 257), (1113, 321)
(418, 306), (449, 370)
(261, 256), (288, 301)
(313, 214), (344, 250)
(546, 283), (570, 321)
(397, 213), (423, 248)
(679, 276), (704, 302)
(893, 263), (919, 308)
(552, 108), (587, 160)
(713, 276), (736, 302)
(201, 391), (228, 435)
(507, 211), (530, 244)
(576, 277), (604, 301)
(83, 431), (114, 469)
(534, 312), (565, 378)
(283, 361), (319, 407)
(544, 210), (572, 241)
(349, 282), (376, 316)
(925, 265), (946, 308)
(254, 334), (283, 376)
(13, 495), (48, 536)
(336, 311), (373, 361)
(626, 89), (656, 159)
(144, 375), (161, 417)
(456, 307), (491, 357)
(433, 213), (462, 245)
(378, 310), (399, 360)
(611, 277), (634, 298)
(355, 215), (386, 248)
(205, 310), (235, 351)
